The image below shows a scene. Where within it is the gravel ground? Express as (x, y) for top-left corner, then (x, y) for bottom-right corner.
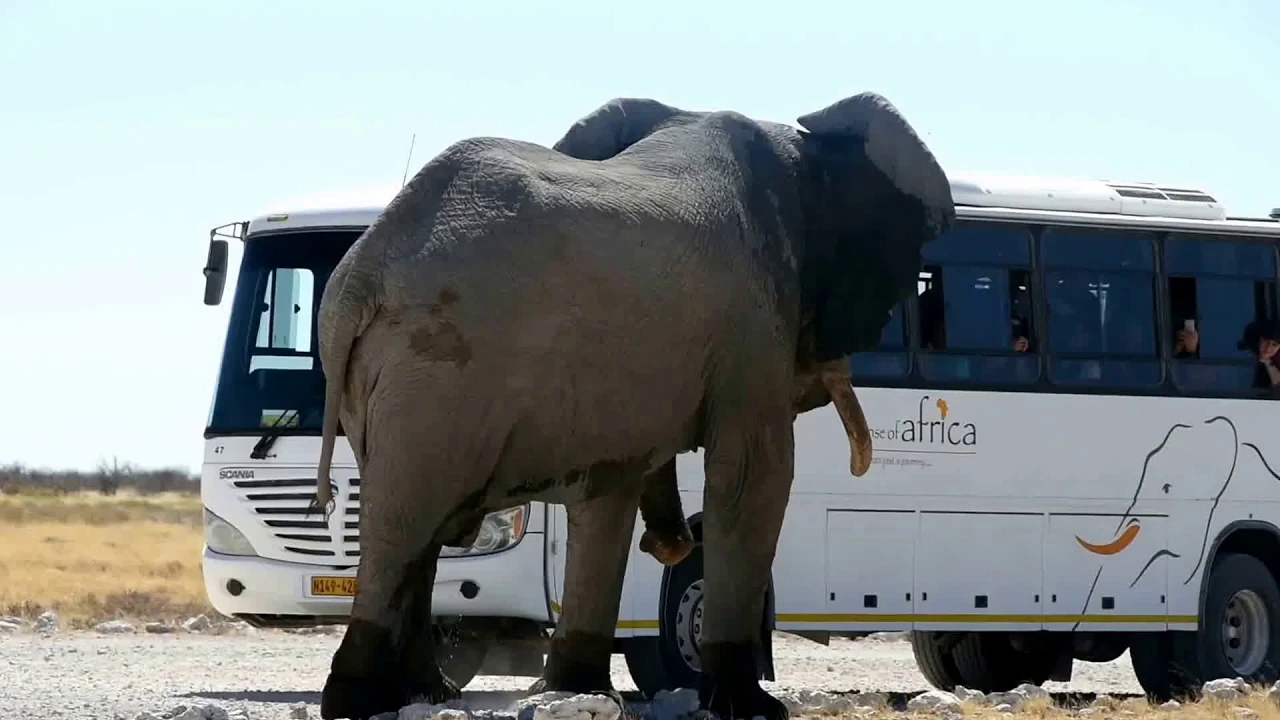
(0, 629), (1145, 720)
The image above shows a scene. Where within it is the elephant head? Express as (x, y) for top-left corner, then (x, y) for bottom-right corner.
(554, 93), (954, 476)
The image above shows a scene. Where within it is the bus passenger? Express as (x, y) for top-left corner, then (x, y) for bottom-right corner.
(1238, 319), (1280, 393)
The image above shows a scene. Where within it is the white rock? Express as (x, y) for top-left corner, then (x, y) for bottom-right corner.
(1204, 677), (1249, 701)
(290, 702), (310, 719)
(183, 614), (212, 632)
(850, 693), (888, 709)
(775, 689), (860, 714)
(1160, 700), (1181, 709)
(1234, 709), (1258, 720)
(95, 619), (135, 634)
(907, 690), (962, 713)
(953, 686), (985, 704)
(532, 694), (621, 720)
(0, 620), (19, 633)
(398, 705), (470, 720)
(648, 689), (700, 720)
(517, 693), (577, 720)
(1012, 683), (1049, 701)
(34, 610), (58, 633)
(144, 621), (176, 634)
(994, 704), (1015, 714)
(133, 713), (164, 720)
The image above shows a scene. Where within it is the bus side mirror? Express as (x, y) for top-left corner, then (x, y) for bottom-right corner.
(203, 238), (230, 306)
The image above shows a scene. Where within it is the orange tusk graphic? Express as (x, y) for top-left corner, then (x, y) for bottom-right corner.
(1076, 522), (1141, 555)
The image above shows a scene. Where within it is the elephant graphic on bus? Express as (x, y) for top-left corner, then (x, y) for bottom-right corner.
(1065, 413), (1280, 623)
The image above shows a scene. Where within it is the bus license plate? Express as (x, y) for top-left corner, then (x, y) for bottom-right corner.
(311, 576), (357, 597)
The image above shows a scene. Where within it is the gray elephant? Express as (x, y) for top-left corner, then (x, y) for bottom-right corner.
(309, 92), (955, 720)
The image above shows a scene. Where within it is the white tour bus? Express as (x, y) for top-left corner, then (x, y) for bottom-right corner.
(200, 173), (1280, 701)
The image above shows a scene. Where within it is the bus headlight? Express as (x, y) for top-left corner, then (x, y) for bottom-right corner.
(203, 508), (258, 557)
(440, 505), (528, 557)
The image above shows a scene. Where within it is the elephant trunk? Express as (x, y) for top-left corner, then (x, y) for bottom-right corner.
(818, 361), (873, 477)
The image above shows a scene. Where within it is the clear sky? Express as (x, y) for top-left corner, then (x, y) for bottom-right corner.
(1, 0), (1277, 474)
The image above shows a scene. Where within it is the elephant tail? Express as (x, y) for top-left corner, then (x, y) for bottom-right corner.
(310, 246), (378, 521)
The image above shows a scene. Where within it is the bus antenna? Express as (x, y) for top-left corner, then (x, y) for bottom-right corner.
(401, 133), (417, 188)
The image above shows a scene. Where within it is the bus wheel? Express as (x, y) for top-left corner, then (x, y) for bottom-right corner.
(909, 631), (966, 690)
(432, 617), (492, 690)
(1132, 552), (1280, 701)
(622, 536), (774, 699)
(951, 632), (1055, 692)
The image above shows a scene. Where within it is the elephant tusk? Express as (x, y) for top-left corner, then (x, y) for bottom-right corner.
(820, 363), (873, 477)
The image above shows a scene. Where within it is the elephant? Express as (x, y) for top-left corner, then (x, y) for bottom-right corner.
(308, 91), (955, 720)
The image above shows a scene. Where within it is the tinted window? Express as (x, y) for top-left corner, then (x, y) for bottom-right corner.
(917, 222), (1038, 385)
(924, 222), (1032, 265)
(1042, 227), (1160, 388)
(1166, 235), (1277, 279)
(1165, 234), (1280, 395)
(847, 301), (909, 378)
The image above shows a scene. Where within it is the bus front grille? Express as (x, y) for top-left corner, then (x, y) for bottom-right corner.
(231, 476), (361, 561)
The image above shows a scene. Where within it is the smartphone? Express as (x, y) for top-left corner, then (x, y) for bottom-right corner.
(1184, 319), (1196, 332)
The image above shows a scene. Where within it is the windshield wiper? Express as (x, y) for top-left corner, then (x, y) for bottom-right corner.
(250, 408), (300, 460)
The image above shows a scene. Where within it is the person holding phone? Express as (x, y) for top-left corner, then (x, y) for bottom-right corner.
(1175, 317), (1200, 358)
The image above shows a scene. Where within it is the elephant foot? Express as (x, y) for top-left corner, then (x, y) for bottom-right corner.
(320, 672), (411, 720)
(321, 619), (461, 720)
(525, 631), (629, 713)
(639, 527), (694, 566)
(538, 630), (616, 692)
(700, 642), (788, 720)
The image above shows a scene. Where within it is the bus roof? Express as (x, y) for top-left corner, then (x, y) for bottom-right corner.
(240, 173), (1280, 239)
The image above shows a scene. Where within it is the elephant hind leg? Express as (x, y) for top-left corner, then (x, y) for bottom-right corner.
(321, 419), (498, 718)
(637, 457), (695, 566)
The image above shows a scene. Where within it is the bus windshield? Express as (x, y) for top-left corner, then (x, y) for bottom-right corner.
(206, 229), (363, 435)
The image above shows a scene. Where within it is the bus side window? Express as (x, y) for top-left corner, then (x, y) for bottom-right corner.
(847, 300), (910, 378)
(1166, 234), (1280, 395)
(915, 222), (1039, 385)
(1041, 227), (1161, 388)
(249, 267), (316, 374)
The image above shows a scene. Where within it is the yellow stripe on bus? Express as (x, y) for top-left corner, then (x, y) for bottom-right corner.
(609, 613), (1197, 628)
(775, 613), (1197, 624)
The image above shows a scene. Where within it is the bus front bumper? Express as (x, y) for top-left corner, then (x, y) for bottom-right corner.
(200, 535), (551, 626)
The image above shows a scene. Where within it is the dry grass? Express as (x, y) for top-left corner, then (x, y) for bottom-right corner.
(0, 488), (213, 625)
(930, 690), (1280, 720)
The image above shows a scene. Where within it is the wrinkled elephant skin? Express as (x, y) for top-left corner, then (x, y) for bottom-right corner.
(311, 92), (955, 720)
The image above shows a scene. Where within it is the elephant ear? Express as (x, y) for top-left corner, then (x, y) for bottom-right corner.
(552, 97), (690, 161)
(797, 92), (955, 361)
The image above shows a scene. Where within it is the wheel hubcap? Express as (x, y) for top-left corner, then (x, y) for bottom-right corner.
(1222, 589), (1270, 675)
(674, 579), (704, 672)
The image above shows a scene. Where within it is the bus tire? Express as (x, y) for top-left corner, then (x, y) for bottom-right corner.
(909, 631), (966, 690)
(951, 632), (1055, 692)
(432, 617), (491, 689)
(1132, 552), (1280, 701)
(622, 536), (774, 699)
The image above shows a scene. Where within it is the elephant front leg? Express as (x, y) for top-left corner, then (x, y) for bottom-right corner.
(531, 480), (643, 702)
(638, 458), (695, 566)
(699, 419), (794, 720)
